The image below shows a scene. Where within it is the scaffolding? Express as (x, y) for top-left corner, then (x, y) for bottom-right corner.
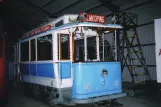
(116, 11), (151, 85)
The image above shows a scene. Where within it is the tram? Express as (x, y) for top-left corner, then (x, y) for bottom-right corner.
(14, 13), (126, 105)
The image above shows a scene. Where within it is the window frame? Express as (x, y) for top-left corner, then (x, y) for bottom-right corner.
(58, 33), (70, 60)
(20, 41), (29, 62)
(30, 39), (36, 61)
(87, 36), (97, 60)
(55, 20), (63, 27)
(37, 34), (53, 61)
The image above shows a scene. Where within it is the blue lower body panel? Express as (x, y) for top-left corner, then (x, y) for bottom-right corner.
(72, 62), (123, 99)
(30, 64), (37, 76)
(58, 62), (71, 79)
(37, 63), (54, 78)
(20, 62), (55, 78)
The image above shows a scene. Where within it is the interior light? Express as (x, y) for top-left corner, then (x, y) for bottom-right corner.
(104, 31), (109, 33)
(83, 26), (88, 31)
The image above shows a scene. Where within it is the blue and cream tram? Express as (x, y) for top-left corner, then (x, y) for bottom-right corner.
(14, 13), (126, 105)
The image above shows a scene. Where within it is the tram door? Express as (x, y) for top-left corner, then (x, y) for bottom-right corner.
(57, 33), (73, 80)
(78, 46), (84, 61)
(14, 44), (20, 82)
(7, 45), (15, 82)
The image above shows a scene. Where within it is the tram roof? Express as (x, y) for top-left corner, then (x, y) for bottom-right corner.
(19, 22), (123, 43)
(51, 22), (123, 31)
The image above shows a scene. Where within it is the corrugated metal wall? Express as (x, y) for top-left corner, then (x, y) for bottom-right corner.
(122, 0), (161, 81)
(136, 24), (155, 44)
(105, 0), (161, 82)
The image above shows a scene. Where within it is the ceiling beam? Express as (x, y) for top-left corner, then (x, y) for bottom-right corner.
(20, 0), (51, 16)
(98, 0), (120, 13)
(50, 0), (85, 18)
(84, 0), (118, 13)
(19, 3), (26, 9)
(106, 0), (157, 17)
(0, 3), (30, 31)
(84, 3), (102, 12)
(24, 0), (58, 20)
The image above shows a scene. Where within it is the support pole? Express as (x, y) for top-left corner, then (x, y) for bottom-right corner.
(117, 31), (120, 61)
(103, 33), (105, 61)
(96, 34), (100, 61)
(115, 30), (117, 61)
(84, 32), (87, 61)
(70, 27), (73, 62)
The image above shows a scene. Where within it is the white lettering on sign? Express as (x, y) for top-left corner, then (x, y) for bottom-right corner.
(22, 25), (52, 39)
(86, 14), (106, 24)
(85, 84), (92, 91)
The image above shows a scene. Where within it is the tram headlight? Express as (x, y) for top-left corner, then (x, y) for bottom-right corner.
(69, 16), (77, 22)
(102, 69), (108, 77)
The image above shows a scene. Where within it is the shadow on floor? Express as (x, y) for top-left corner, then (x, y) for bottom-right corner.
(2, 83), (161, 107)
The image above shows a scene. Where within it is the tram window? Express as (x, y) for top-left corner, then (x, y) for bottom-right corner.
(21, 41), (29, 62)
(58, 34), (70, 60)
(87, 37), (97, 60)
(78, 46), (84, 61)
(30, 39), (36, 61)
(99, 40), (112, 61)
(55, 20), (63, 27)
(37, 34), (52, 61)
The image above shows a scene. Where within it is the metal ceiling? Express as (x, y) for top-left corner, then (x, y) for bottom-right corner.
(2, 0), (120, 32)
(0, 0), (156, 42)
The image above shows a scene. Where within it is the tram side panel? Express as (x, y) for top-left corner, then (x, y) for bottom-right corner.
(18, 37), (56, 86)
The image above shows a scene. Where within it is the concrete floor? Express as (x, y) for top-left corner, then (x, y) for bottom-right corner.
(4, 84), (161, 107)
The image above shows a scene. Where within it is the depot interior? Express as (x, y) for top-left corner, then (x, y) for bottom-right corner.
(0, 0), (161, 107)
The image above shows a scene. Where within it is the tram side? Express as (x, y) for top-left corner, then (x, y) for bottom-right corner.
(14, 27), (74, 105)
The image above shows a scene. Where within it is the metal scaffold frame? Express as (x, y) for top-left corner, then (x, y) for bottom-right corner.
(115, 11), (151, 84)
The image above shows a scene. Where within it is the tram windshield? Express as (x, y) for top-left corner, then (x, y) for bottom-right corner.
(74, 26), (116, 62)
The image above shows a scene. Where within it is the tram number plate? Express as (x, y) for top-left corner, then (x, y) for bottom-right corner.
(85, 84), (92, 91)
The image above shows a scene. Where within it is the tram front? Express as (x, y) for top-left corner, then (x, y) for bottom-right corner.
(70, 13), (126, 104)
